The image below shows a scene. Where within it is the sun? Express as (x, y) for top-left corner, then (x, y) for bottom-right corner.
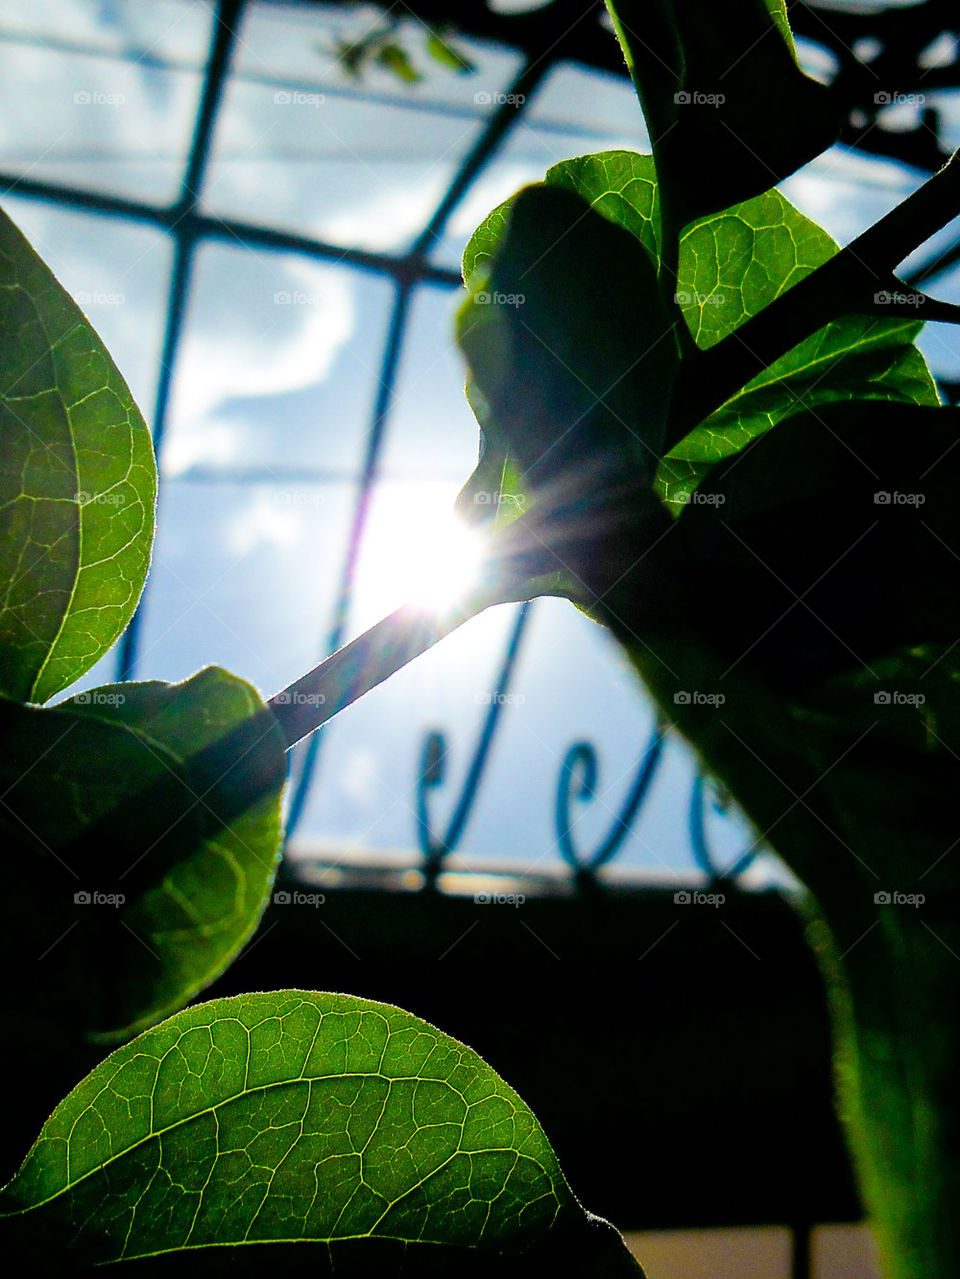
(351, 482), (486, 628)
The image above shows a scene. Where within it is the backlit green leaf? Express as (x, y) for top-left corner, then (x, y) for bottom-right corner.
(0, 205), (156, 704)
(0, 992), (642, 1274)
(604, 0), (838, 237)
(0, 668), (286, 1043)
(456, 183), (678, 546)
(463, 155), (937, 515)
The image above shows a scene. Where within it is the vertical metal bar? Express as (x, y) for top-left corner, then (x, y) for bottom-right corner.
(283, 279), (414, 839)
(412, 59), (548, 258)
(116, 0), (243, 681)
(416, 600), (533, 877)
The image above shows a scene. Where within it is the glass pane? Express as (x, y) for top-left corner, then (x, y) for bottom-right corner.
(232, 3), (522, 107)
(204, 4), (522, 251)
(432, 60), (650, 267)
(0, 40), (203, 203)
(130, 479), (354, 696)
(163, 240), (394, 477)
(376, 283), (478, 482)
(0, 0), (213, 62)
(205, 83), (481, 252)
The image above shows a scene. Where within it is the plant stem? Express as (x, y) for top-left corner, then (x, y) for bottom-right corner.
(267, 513), (572, 748)
(268, 598), (486, 749)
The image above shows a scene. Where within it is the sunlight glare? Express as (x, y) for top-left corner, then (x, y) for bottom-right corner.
(352, 483), (487, 627)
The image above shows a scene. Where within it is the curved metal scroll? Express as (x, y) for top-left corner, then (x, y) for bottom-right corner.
(689, 772), (758, 882)
(416, 601), (532, 878)
(555, 720), (667, 880)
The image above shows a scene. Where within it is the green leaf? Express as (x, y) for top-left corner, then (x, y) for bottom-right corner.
(0, 992), (643, 1275)
(0, 668), (286, 1042)
(426, 29), (475, 74)
(376, 42), (422, 84)
(655, 191), (939, 508)
(604, 0), (838, 239)
(0, 205), (156, 705)
(456, 184), (679, 543)
(463, 153), (661, 291)
(544, 152), (662, 267)
(460, 157), (937, 518)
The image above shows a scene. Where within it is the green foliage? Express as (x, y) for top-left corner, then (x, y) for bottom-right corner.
(604, 0), (838, 239)
(0, 669), (286, 1042)
(450, 6), (960, 1276)
(457, 152), (937, 529)
(456, 182), (679, 557)
(4, 1), (960, 1275)
(0, 207), (156, 705)
(0, 992), (641, 1275)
